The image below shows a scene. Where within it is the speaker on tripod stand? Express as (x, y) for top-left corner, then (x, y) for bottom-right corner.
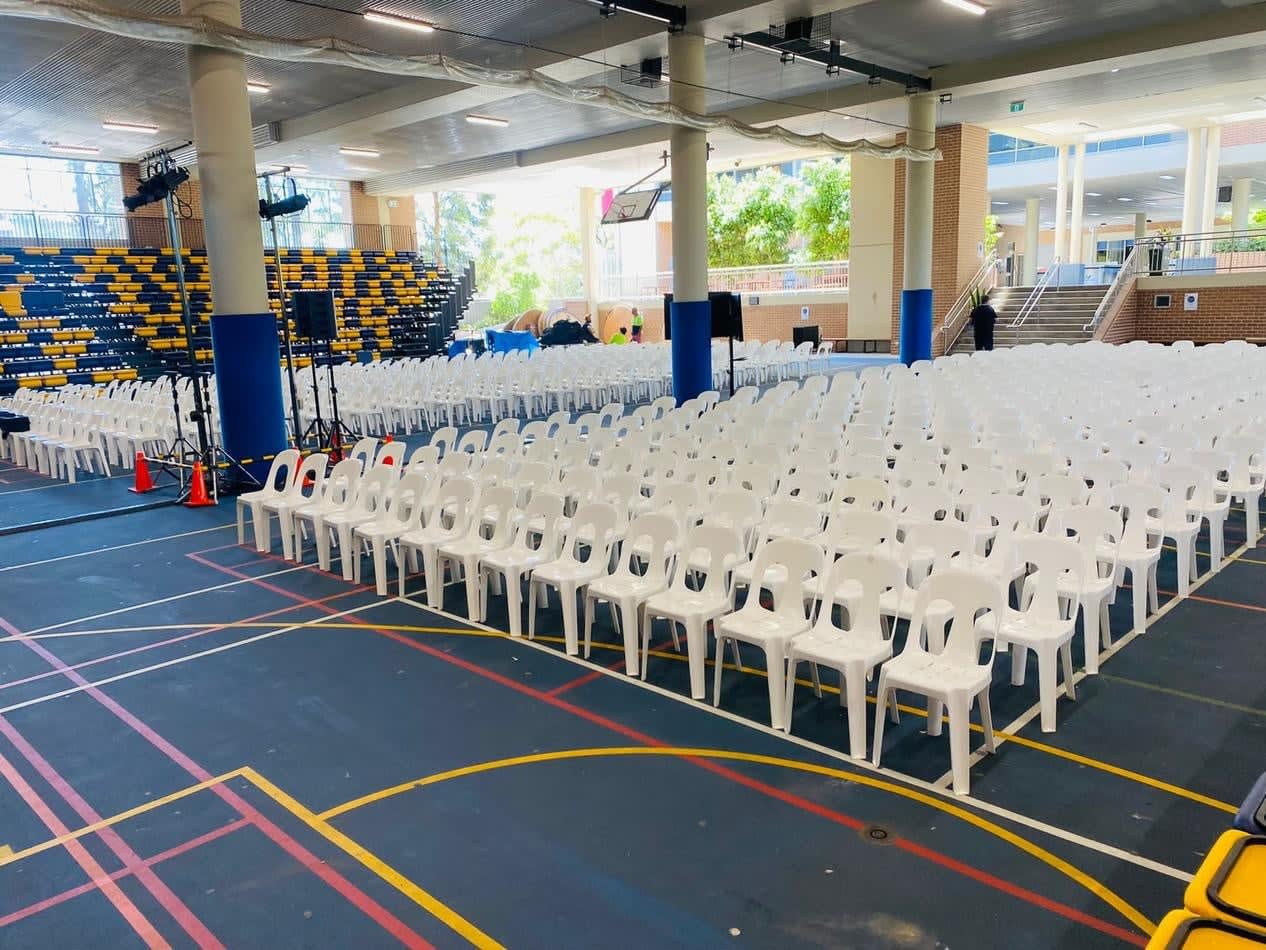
(291, 290), (356, 457)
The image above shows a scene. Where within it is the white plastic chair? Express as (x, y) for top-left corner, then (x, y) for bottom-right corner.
(583, 512), (679, 676)
(353, 470), (430, 596)
(1110, 483), (1165, 634)
(323, 465), (397, 579)
(398, 476), (476, 605)
(437, 484), (518, 619)
(785, 551), (904, 757)
(261, 453), (329, 561)
(872, 570), (1002, 795)
(479, 492), (566, 638)
(713, 537), (825, 730)
(292, 458), (361, 569)
(236, 448), (301, 552)
(1041, 506), (1121, 675)
(528, 502), (620, 655)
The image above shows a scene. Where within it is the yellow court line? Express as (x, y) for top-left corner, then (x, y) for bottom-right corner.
(0, 769), (246, 868)
(239, 767), (504, 950)
(318, 746), (1154, 937)
(1099, 673), (1266, 720)
(0, 844), (11, 859)
(2, 622), (497, 642)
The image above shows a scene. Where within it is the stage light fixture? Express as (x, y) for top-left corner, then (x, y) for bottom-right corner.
(123, 164), (190, 211)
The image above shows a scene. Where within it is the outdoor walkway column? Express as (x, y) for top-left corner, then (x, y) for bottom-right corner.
(1067, 142), (1086, 265)
(1200, 125), (1222, 254)
(899, 93), (935, 365)
(667, 30), (710, 402)
(1134, 212), (1148, 241)
(1023, 197), (1040, 284)
(1052, 145), (1069, 264)
(579, 187), (600, 320)
(182, 0), (286, 473)
(1181, 128), (1206, 238)
(1231, 177), (1253, 232)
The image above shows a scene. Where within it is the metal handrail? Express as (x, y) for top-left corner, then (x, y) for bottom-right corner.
(1009, 256), (1061, 330)
(1085, 244), (1141, 332)
(939, 251), (1000, 352)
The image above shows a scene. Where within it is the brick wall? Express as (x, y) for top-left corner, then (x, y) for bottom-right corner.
(604, 301), (847, 344)
(890, 124), (990, 357)
(348, 181), (379, 227)
(1094, 278), (1139, 344)
(1221, 119), (1266, 148)
(1135, 285), (1266, 343)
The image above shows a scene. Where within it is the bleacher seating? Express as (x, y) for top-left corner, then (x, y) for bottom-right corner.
(0, 246), (471, 396)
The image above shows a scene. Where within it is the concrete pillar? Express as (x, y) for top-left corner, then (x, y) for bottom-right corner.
(1181, 128), (1206, 238)
(1052, 145), (1069, 264)
(848, 153), (895, 340)
(1201, 125), (1222, 240)
(1022, 197), (1041, 284)
(1067, 142), (1087, 265)
(1134, 212), (1148, 241)
(181, 0), (285, 471)
(579, 187), (600, 318)
(1231, 177), (1253, 233)
(899, 93), (936, 365)
(667, 30), (710, 402)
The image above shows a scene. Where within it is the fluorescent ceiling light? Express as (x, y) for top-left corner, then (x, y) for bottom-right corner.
(941, 0), (987, 14)
(992, 201), (1009, 206)
(102, 121), (158, 134)
(465, 114), (509, 128)
(1110, 68), (1120, 73)
(1086, 192), (1102, 197)
(1116, 196), (1132, 201)
(271, 163), (307, 172)
(246, 80), (271, 94)
(581, 0), (672, 24)
(1159, 174), (1177, 181)
(1048, 186), (1058, 192)
(339, 146), (380, 158)
(364, 10), (435, 32)
(49, 144), (100, 155)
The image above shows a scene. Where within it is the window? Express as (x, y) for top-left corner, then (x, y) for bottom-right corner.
(258, 174), (352, 248)
(0, 154), (126, 244)
(1095, 238), (1136, 265)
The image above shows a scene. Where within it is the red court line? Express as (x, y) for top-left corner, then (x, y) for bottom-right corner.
(0, 616), (434, 950)
(0, 585), (370, 693)
(0, 746), (167, 948)
(0, 714), (224, 949)
(0, 819), (250, 929)
(194, 558), (1146, 946)
(547, 638), (677, 697)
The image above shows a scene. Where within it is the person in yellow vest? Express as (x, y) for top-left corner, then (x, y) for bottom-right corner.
(608, 326), (629, 345)
(630, 306), (644, 342)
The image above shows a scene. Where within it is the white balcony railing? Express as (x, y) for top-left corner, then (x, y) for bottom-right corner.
(600, 259), (849, 299)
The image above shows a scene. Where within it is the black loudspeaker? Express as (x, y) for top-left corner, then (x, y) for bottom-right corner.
(1218, 184), (1233, 204)
(662, 291), (744, 341)
(293, 290), (337, 340)
(793, 324), (820, 346)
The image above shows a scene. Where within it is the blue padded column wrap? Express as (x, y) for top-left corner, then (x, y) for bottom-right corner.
(899, 288), (933, 365)
(210, 311), (287, 479)
(670, 299), (712, 405)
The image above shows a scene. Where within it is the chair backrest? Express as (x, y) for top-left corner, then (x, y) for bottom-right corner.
(433, 475), (477, 533)
(815, 551), (904, 638)
(322, 458), (363, 508)
(1014, 534), (1084, 621)
(730, 461), (777, 497)
(281, 452), (329, 501)
(259, 448), (301, 494)
(905, 520), (972, 579)
(375, 440), (405, 470)
(391, 470), (432, 531)
(558, 502), (619, 565)
(738, 537), (825, 620)
(457, 430), (489, 454)
(674, 523), (744, 600)
(407, 444), (441, 470)
(512, 491), (566, 555)
(1111, 482), (1165, 550)
(760, 497), (823, 541)
(829, 476), (890, 514)
(472, 484), (519, 544)
(896, 485), (954, 522)
(905, 569), (1002, 666)
(351, 465), (397, 518)
(822, 508), (898, 554)
(615, 513), (678, 581)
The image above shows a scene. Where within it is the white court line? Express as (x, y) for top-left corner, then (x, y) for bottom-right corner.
(1, 597), (395, 715)
(24, 563), (311, 635)
(0, 523), (233, 573)
(0, 473), (133, 496)
(933, 525), (1262, 790)
(392, 593), (1192, 884)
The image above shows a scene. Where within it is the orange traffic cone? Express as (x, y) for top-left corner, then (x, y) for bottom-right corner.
(380, 432), (395, 466)
(128, 452), (155, 494)
(185, 460), (216, 507)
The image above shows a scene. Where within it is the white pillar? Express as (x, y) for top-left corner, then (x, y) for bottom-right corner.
(1067, 142), (1087, 265)
(1181, 128), (1206, 238)
(900, 93), (935, 363)
(848, 153), (895, 341)
(1231, 177), (1253, 233)
(1134, 212), (1148, 241)
(1023, 196), (1040, 284)
(181, 0), (269, 315)
(1052, 145), (1069, 264)
(1200, 125), (1222, 239)
(579, 187), (599, 317)
(667, 30), (710, 399)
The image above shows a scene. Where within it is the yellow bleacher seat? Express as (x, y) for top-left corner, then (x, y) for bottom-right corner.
(54, 358), (77, 370)
(1149, 911), (1266, 949)
(0, 254), (13, 264)
(1185, 833), (1266, 935)
(16, 273), (35, 284)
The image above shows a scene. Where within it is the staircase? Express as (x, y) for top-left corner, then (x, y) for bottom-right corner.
(947, 284), (1109, 354)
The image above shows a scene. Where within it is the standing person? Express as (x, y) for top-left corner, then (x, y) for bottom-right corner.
(968, 293), (998, 352)
(630, 306), (644, 343)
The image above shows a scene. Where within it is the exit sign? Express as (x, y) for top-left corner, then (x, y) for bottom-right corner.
(1009, 100), (1025, 114)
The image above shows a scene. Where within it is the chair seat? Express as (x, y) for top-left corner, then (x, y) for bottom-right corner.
(588, 575), (668, 602)
(534, 561), (607, 586)
(718, 611), (808, 646)
(883, 653), (992, 695)
(644, 589), (728, 621)
(988, 609), (1076, 647)
(788, 629), (891, 668)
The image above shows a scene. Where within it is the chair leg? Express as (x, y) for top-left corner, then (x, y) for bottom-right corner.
(977, 688), (995, 753)
(946, 695), (973, 795)
(505, 571), (523, 637)
(1036, 645), (1059, 733)
(1130, 565), (1147, 634)
(1010, 643), (1028, 686)
(423, 544), (444, 609)
(1081, 602), (1100, 675)
(842, 665), (868, 760)
(926, 697), (945, 737)
(765, 646), (787, 730)
(1060, 641), (1076, 701)
(870, 675), (890, 767)
(462, 555), (481, 620)
(561, 584), (580, 655)
(712, 636), (727, 707)
(583, 591), (595, 658)
(236, 502), (247, 545)
(252, 503), (271, 554)
(338, 526), (355, 581)
(618, 600), (639, 676)
(684, 618), (706, 700)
